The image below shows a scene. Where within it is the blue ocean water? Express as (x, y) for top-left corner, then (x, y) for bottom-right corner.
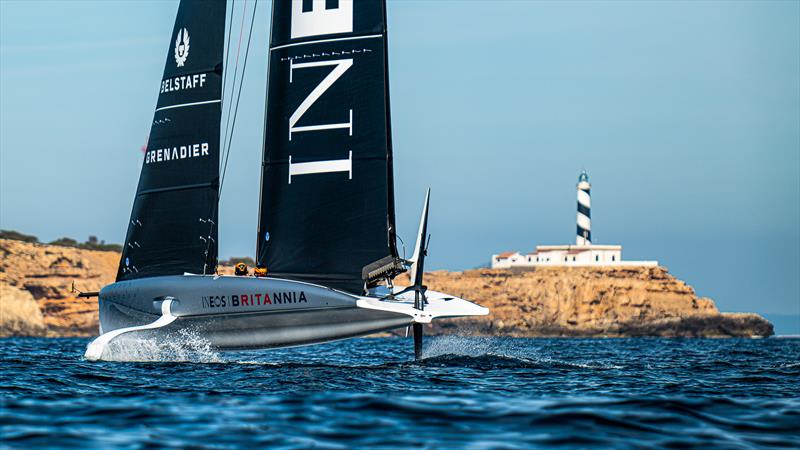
(1, 336), (798, 449)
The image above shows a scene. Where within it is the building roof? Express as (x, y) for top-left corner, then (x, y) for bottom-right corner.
(496, 251), (517, 259)
(536, 244), (622, 251)
(567, 248), (589, 255)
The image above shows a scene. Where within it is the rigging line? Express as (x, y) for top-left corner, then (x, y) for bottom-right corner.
(220, 0), (235, 106)
(204, 0), (248, 274)
(202, 0), (258, 273)
(218, 0), (241, 188)
(219, 0), (258, 194)
(396, 234), (407, 261)
(220, 0), (248, 180)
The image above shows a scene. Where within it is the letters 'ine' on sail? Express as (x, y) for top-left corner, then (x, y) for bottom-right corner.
(258, 1), (402, 294)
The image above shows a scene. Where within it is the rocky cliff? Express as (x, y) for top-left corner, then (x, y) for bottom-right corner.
(0, 238), (117, 336)
(0, 238), (773, 338)
(400, 268), (773, 338)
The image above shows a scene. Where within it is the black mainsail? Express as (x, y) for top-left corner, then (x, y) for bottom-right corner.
(257, 1), (402, 294)
(117, 0), (226, 281)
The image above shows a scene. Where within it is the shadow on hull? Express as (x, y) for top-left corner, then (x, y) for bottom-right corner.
(97, 274), (414, 351)
(101, 299), (411, 350)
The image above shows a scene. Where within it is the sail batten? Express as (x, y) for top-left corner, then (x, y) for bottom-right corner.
(270, 33), (383, 51)
(117, 0), (226, 282)
(257, 0), (401, 294)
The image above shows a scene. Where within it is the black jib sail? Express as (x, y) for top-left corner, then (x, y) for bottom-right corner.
(257, 0), (402, 294)
(117, 0), (226, 281)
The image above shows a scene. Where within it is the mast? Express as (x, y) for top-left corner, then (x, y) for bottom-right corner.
(117, 0), (227, 281)
(257, 0), (403, 294)
(382, 1), (399, 261)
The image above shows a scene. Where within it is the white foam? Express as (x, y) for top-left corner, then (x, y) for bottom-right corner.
(421, 335), (623, 369)
(97, 328), (223, 363)
(422, 335), (498, 359)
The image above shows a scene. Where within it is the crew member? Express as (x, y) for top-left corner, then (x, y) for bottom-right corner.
(254, 265), (268, 277)
(234, 262), (249, 276)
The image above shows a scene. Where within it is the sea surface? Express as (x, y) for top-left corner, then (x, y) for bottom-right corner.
(1, 336), (798, 449)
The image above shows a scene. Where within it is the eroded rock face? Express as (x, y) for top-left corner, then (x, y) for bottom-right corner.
(0, 238), (118, 336)
(398, 268), (773, 338)
(0, 239), (773, 337)
(0, 284), (47, 337)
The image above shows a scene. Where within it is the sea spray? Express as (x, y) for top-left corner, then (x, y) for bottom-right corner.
(422, 335), (536, 361)
(97, 328), (223, 363)
(421, 335), (623, 369)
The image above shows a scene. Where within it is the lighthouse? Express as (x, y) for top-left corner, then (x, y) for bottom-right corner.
(491, 170), (658, 268)
(576, 170), (591, 246)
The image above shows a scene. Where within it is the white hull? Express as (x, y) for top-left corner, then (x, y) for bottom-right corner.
(87, 274), (488, 359)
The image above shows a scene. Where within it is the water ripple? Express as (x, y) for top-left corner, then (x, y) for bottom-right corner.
(1, 336), (798, 448)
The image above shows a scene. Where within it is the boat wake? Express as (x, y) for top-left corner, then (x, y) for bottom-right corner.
(90, 328), (223, 363)
(87, 334), (624, 369)
(420, 335), (623, 370)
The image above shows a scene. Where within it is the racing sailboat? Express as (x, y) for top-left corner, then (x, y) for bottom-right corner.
(85, 0), (488, 360)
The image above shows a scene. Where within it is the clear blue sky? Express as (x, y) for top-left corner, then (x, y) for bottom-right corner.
(1, 1), (798, 326)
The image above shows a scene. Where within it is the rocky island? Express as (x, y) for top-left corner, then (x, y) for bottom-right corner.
(399, 269), (773, 338)
(0, 237), (773, 338)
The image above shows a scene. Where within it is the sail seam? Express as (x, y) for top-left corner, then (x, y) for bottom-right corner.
(265, 156), (386, 165)
(280, 48), (372, 62)
(137, 182), (217, 197)
(270, 34), (382, 51)
(155, 99), (221, 112)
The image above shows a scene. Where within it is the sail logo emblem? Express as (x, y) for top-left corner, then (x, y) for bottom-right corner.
(174, 28), (190, 67)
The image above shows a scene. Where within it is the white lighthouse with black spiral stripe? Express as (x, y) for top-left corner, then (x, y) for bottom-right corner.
(576, 170), (591, 246)
(490, 170), (659, 268)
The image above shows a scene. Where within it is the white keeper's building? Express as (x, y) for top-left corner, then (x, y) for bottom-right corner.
(491, 171), (657, 269)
